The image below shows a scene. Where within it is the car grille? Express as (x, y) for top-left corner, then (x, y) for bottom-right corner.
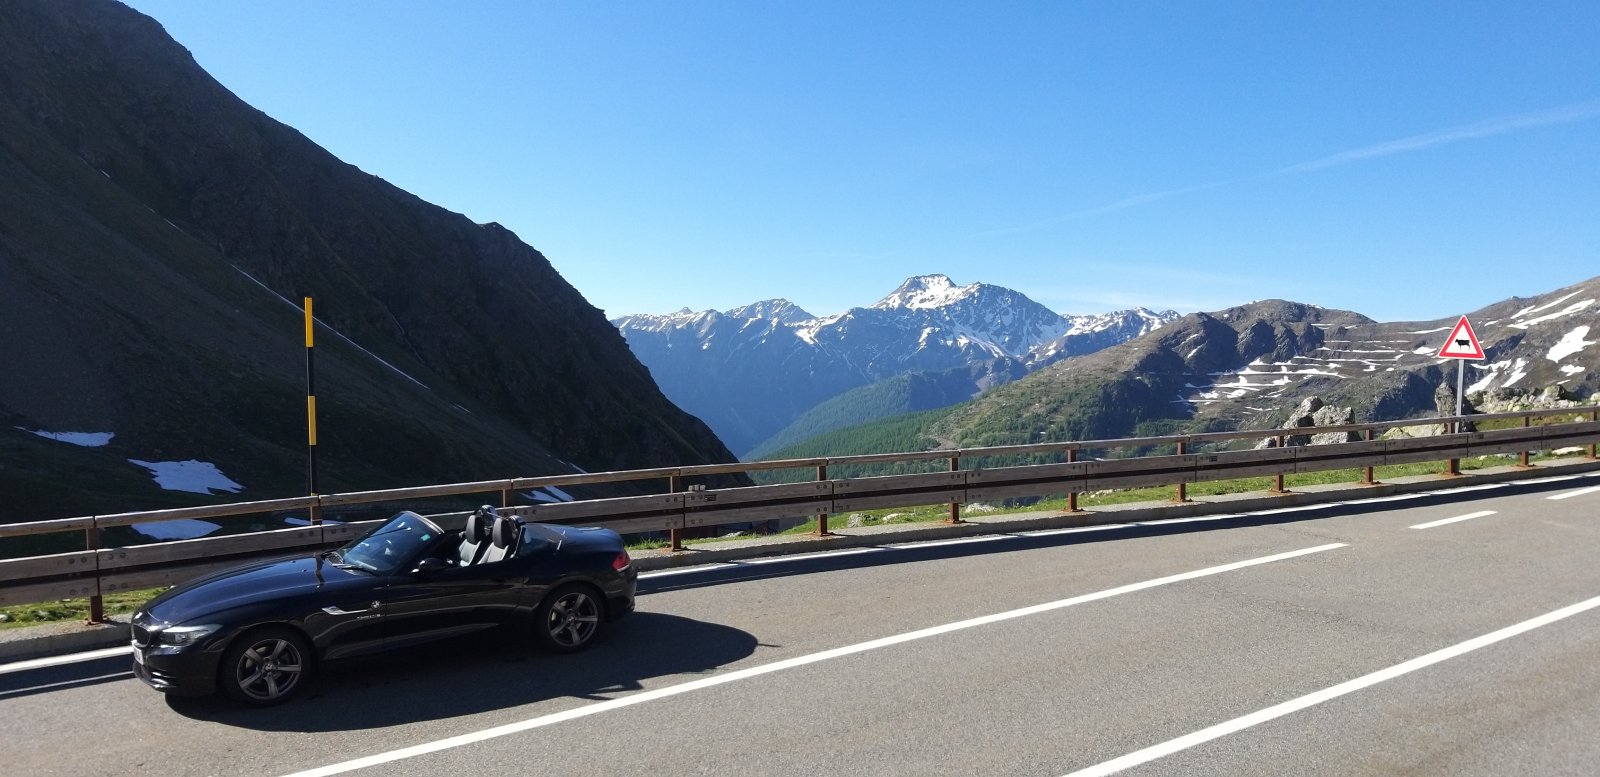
(131, 623), (153, 648)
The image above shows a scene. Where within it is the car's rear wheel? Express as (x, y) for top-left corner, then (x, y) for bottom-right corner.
(220, 626), (311, 706)
(535, 584), (603, 653)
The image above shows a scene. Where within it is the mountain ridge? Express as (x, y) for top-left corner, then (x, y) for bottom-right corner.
(755, 279), (1599, 459)
(614, 275), (1176, 456)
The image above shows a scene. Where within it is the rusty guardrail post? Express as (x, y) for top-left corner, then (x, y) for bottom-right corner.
(1174, 440), (1189, 503)
(1445, 419), (1462, 477)
(1518, 414), (1533, 469)
(1067, 448), (1081, 512)
(1360, 429), (1378, 485)
(947, 455), (962, 524)
(1590, 408), (1598, 460)
(1271, 434), (1288, 494)
(815, 464), (831, 536)
(85, 518), (104, 624)
(668, 474), (683, 551)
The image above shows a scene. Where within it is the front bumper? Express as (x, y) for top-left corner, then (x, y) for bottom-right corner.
(130, 641), (222, 697)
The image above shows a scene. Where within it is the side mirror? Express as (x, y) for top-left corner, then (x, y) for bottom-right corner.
(411, 557), (449, 575)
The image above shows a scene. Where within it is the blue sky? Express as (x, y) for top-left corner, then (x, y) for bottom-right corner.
(121, 1), (1599, 322)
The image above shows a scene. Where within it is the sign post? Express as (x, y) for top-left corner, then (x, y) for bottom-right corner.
(304, 297), (319, 523)
(1436, 315), (1486, 476)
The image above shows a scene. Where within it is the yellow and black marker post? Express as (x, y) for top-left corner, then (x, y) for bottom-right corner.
(304, 297), (320, 523)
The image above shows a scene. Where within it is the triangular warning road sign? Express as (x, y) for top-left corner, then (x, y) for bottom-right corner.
(1437, 315), (1485, 360)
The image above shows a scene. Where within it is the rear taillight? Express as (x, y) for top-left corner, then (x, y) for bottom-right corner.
(613, 551), (631, 571)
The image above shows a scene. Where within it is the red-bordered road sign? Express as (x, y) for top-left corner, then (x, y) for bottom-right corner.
(1437, 315), (1485, 360)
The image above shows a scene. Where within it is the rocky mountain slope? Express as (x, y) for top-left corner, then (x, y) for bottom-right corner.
(785, 277), (1600, 456)
(615, 274), (1175, 455)
(0, 0), (739, 520)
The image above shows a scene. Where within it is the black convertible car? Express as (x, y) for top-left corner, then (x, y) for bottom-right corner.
(130, 506), (636, 706)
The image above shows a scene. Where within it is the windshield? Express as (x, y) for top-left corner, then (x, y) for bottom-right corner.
(337, 511), (442, 575)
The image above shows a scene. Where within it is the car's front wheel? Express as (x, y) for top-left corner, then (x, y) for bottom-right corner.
(535, 584), (603, 653)
(220, 626), (311, 706)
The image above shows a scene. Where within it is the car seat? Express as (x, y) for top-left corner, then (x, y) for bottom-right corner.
(477, 515), (520, 564)
(457, 507), (494, 566)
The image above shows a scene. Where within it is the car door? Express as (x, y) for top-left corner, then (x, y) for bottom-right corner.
(377, 557), (528, 650)
(302, 578), (391, 661)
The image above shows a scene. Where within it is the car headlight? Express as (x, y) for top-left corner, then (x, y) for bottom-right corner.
(156, 624), (223, 647)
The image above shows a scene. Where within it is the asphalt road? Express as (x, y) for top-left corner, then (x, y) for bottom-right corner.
(3, 473), (1598, 777)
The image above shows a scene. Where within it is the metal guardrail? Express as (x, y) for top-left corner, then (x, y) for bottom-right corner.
(2, 408), (1597, 612)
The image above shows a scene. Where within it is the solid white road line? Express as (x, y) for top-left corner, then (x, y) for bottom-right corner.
(0, 645), (131, 675)
(1060, 593), (1600, 777)
(1548, 484), (1600, 501)
(1410, 510), (1497, 530)
(636, 563), (738, 579)
(0, 671), (133, 697)
(281, 542), (1346, 777)
(884, 534), (1012, 550)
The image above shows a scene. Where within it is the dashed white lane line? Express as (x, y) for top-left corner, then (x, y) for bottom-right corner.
(1410, 510), (1497, 530)
(281, 542), (1346, 777)
(1548, 484), (1600, 501)
(1060, 592), (1600, 777)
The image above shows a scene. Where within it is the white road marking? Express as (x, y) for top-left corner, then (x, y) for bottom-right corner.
(281, 543), (1346, 777)
(884, 534), (1012, 550)
(740, 547), (888, 564)
(1518, 473), (1594, 486)
(0, 645), (131, 675)
(1410, 510), (1497, 530)
(1019, 524), (1134, 538)
(636, 563), (737, 579)
(1548, 484), (1600, 501)
(0, 671), (132, 698)
(1060, 593), (1600, 777)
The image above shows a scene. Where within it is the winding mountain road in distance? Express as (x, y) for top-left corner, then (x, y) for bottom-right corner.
(4, 474), (1599, 777)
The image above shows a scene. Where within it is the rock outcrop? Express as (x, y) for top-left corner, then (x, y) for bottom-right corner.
(1257, 396), (1361, 447)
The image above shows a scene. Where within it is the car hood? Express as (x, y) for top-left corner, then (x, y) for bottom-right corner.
(140, 554), (363, 625)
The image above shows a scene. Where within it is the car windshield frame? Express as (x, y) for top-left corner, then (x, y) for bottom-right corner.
(337, 512), (445, 576)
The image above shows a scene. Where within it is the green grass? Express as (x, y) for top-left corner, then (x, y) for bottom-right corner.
(0, 586), (168, 630)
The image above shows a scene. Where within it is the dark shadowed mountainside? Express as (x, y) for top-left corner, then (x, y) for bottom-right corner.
(0, 0), (739, 520)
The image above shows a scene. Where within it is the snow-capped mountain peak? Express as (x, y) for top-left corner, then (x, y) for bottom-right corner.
(872, 274), (978, 311)
(726, 299), (816, 325)
(613, 274), (1178, 455)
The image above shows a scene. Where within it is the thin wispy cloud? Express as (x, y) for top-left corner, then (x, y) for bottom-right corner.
(1276, 100), (1600, 174)
(972, 180), (1234, 237)
(986, 99), (1600, 236)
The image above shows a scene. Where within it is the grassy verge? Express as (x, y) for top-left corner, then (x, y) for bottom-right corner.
(0, 587), (167, 630)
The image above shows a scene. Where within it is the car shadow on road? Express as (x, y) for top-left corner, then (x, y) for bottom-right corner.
(164, 611), (756, 730)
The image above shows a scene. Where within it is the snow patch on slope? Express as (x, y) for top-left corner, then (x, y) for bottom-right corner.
(1509, 298), (1595, 329)
(19, 428), (114, 447)
(133, 519), (221, 541)
(128, 459), (244, 495)
(1547, 326), (1594, 363)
